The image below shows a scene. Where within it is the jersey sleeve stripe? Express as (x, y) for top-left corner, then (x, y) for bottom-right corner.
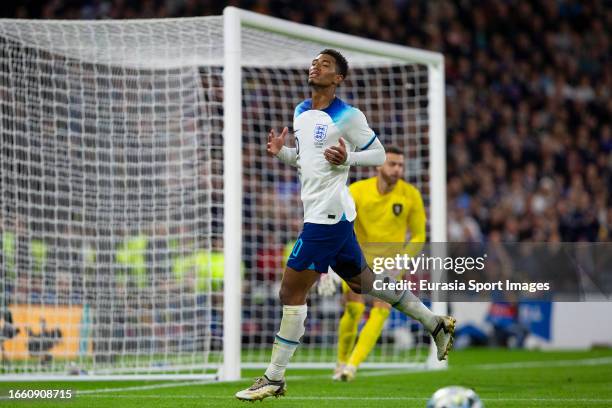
(360, 133), (377, 150)
(275, 334), (300, 345)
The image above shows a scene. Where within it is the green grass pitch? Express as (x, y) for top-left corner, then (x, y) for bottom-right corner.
(2, 349), (611, 407)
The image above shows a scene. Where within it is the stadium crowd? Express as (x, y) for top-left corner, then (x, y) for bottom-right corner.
(5, 0), (608, 243)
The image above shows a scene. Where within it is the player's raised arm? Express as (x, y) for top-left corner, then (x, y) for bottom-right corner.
(267, 127), (297, 166)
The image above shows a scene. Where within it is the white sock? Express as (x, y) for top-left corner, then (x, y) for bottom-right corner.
(368, 277), (437, 332)
(264, 304), (307, 381)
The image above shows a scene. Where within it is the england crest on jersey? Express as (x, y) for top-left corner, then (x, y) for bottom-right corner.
(313, 124), (328, 147)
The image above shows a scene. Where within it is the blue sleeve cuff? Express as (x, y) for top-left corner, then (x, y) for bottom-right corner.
(360, 134), (377, 151)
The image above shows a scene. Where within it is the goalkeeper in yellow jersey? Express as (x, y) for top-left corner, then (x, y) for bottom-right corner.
(333, 145), (426, 381)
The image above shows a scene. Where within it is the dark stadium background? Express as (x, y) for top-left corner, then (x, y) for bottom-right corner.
(2, 0), (607, 244)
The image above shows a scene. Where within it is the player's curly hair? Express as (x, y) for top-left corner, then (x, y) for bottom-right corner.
(320, 49), (348, 79)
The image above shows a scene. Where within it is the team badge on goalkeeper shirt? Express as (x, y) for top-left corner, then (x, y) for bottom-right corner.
(313, 124), (328, 147)
(393, 203), (403, 215)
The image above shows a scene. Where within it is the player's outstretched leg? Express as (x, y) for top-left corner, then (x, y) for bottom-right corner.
(344, 266), (455, 361)
(235, 268), (317, 401)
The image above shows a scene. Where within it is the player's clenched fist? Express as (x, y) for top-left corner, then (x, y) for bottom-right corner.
(266, 127), (288, 155)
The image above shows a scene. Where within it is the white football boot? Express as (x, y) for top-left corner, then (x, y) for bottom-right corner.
(340, 364), (357, 382)
(332, 363), (346, 381)
(431, 315), (456, 361)
(235, 375), (286, 401)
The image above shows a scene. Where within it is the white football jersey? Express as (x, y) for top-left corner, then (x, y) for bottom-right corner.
(293, 97), (377, 224)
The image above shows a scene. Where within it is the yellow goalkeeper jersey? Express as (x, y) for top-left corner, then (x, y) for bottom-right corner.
(349, 177), (426, 262)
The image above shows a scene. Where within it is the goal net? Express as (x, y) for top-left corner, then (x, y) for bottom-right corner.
(0, 8), (445, 380)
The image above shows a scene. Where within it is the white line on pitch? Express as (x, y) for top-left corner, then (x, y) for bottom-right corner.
(470, 356), (612, 370)
(76, 380), (214, 395)
(75, 394), (612, 403)
(67, 356), (612, 397)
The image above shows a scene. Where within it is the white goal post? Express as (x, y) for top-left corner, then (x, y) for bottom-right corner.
(0, 7), (445, 382)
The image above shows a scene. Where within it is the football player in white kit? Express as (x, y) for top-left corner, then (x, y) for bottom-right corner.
(236, 49), (455, 401)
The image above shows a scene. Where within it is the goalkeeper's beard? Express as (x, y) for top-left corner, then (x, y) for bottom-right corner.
(379, 171), (399, 188)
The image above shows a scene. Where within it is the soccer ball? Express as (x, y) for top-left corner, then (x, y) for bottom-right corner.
(426, 386), (484, 408)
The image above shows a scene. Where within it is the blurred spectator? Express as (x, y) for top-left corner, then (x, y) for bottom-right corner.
(486, 301), (529, 348)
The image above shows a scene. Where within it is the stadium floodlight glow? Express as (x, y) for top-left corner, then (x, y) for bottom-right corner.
(0, 6), (445, 381)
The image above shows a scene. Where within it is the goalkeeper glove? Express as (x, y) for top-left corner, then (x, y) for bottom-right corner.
(317, 268), (341, 297)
